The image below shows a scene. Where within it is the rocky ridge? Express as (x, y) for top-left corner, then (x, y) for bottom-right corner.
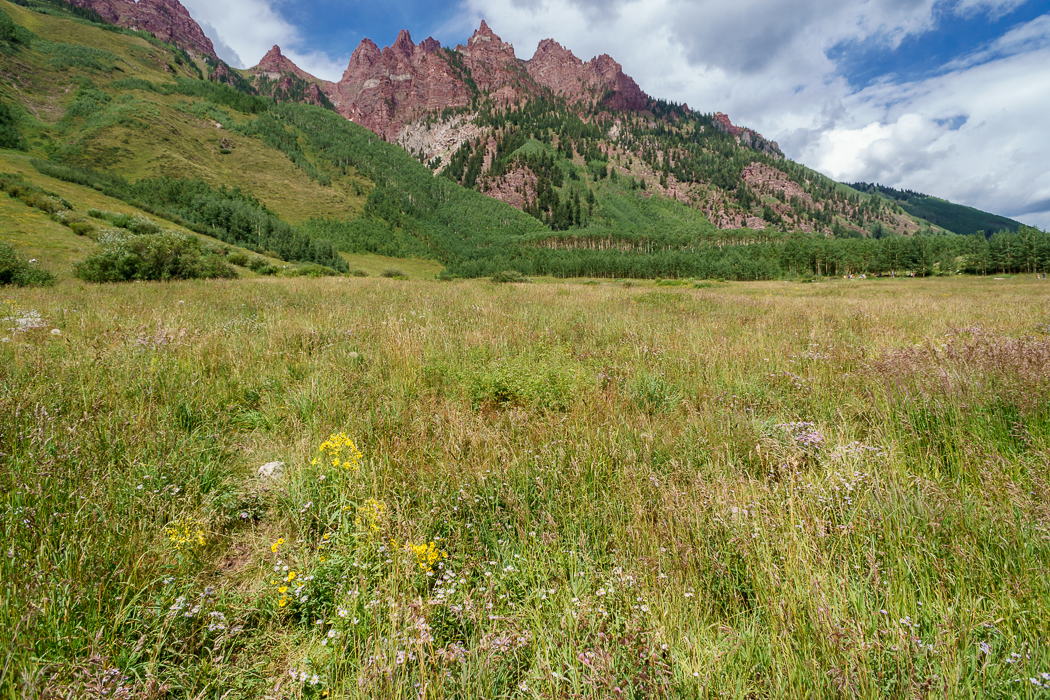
(713, 112), (783, 159)
(248, 21), (659, 144)
(65, 0), (216, 58)
(243, 46), (334, 108)
(326, 29), (471, 141)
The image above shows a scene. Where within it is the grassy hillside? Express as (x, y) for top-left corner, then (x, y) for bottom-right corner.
(3, 274), (1049, 698)
(847, 182), (1023, 236)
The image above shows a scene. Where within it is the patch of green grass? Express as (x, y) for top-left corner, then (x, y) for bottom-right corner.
(337, 251), (444, 279)
(0, 153), (284, 278)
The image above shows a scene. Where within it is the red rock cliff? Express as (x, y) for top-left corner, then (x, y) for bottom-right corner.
(326, 29), (471, 141)
(65, 0), (216, 57)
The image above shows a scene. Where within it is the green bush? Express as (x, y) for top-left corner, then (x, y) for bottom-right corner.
(0, 241), (54, 286)
(0, 101), (26, 151)
(74, 231), (237, 282)
(67, 221), (96, 237)
(226, 251), (249, 266)
(380, 268), (407, 279)
(279, 263), (341, 278)
(490, 269), (531, 283)
(349, 269), (369, 277)
(37, 41), (118, 71)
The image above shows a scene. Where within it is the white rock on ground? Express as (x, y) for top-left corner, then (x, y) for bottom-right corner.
(258, 461), (284, 480)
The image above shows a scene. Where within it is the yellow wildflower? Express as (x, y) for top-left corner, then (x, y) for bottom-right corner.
(271, 537), (285, 553)
(165, 518), (206, 553)
(404, 541), (446, 573)
(315, 432), (363, 471)
(354, 499), (386, 538)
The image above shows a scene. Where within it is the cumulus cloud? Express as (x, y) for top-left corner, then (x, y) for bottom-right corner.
(180, 0), (350, 79)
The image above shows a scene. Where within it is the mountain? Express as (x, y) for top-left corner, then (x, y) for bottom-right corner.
(65, 0), (216, 57)
(4, 0), (1043, 286)
(244, 45), (334, 110)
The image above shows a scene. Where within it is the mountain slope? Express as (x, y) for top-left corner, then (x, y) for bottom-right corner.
(64, 0), (216, 57)
(847, 182), (1023, 236)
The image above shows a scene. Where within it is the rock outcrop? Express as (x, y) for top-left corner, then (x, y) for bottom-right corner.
(245, 46), (335, 108)
(65, 0), (217, 57)
(526, 39), (649, 111)
(454, 21), (532, 103)
(712, 112), (783, 159)
(326, 29), (471, 141)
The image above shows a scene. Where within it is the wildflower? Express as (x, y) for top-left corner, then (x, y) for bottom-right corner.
(312, 432), (363, 471)
(165, 518), (206, 553)
(271, 538), (285, 553)
(354, 499), (386, 537)
(337, 607), (348, 618)
(404, 541), (446, 573)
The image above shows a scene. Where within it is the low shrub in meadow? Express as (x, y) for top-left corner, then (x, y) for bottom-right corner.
(74, 231), (236, 282)
(0, 240), (53, 286)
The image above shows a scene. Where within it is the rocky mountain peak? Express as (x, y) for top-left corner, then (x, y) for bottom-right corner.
(524, 39), (649, 112)
(471, 20), (498, 43)
(65, 0), (217, 57)
(390, 29), (416, 57)
(712, 112), (783, 158)
(531, 39), (581, 65)
(258, 45), (284, 69)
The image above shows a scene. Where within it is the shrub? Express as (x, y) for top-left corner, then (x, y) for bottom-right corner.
(280, 263), (341, 278)
(490, 270), (531, 283)
(227, 251), (249, 266)
(0, 241), (54, 286)
(68, 221), (96, 237)
(380, 268), (407, 279)
(74, 231), (237, 282)
(0, 101), (26, 151)
(246, 256), (271, 272)
(350, 269), (369, 277)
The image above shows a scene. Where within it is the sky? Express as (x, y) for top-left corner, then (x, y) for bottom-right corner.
(180, 0), (1050, 228)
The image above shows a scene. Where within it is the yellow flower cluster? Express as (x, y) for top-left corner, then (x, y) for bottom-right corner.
(270, 569), (298, 608)
(311, 432), (363, 471)
(271, 537), (285, 554)
(397, 541), (447, 573)
(354, 499), (386, 537)
(165, 519), (206, 552)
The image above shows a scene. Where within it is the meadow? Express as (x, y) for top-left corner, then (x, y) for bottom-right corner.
(2, 274), (1049, 699)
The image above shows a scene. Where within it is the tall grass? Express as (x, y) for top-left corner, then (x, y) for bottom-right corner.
(1, 276), (1048, 698)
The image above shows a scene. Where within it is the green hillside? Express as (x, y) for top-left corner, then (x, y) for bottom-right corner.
(847, 182), (1022, 236)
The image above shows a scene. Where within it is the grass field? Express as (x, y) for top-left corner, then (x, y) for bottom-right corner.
(2, 275), (1049, 699)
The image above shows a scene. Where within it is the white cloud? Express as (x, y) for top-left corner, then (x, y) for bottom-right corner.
(179, 0), (350, 80)
(955, 0), (1030, 21)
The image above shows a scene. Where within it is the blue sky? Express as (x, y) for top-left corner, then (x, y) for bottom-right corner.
(181, 0), (1050, 227)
